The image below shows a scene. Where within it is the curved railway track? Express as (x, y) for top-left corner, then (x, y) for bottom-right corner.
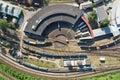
(24, 42), (120, 52)
(0, 71), (15, 80)
(23, 45), (120, 58)
(41, 46), (120, 54)
(0, 53), (120, 79)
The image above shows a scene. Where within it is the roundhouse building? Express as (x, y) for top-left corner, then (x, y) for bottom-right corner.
(24, 4), (94, 39)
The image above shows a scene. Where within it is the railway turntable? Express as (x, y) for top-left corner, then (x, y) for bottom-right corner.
(24, 4), (94, 52)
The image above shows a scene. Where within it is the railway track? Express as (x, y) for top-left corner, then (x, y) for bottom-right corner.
(0, 53), (120, 79)
(23, 45), (120, 58)
(86, 50), (120, 57)
(0, 71), (15, 80)
(24, 42), (120, 52)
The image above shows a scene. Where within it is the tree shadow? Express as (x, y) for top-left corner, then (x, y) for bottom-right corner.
(89, 21), (99, 29)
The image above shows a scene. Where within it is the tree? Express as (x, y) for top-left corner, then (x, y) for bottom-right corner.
(0, 19), (15, 30)
(88, 11), (97, 23)
(1, 40), (11, 47)
(0, 19), (9, 29)
(43, 0), (50, 6)
(88, 11), (98, 29)
(90, 3), (96, 8)
(100, 19), (110, 27)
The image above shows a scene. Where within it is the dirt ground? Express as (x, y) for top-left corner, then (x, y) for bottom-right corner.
(92, 38), (113, 46)
(89, 56), (120, 70)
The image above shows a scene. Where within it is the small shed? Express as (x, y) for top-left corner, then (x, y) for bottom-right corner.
(99, 57), (105, 63)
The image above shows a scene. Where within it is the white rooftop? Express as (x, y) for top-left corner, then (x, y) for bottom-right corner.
(93, 26), (111, 37)
(99, 57), (105, 61)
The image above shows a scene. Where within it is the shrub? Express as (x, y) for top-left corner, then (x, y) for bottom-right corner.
(1, 40), (11, 47)
(100, 19), (110, 27)
(88, 11), (97, 23)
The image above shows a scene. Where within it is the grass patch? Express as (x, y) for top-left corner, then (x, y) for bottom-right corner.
(0, 74), (8, 80)
(0, 62), (62, 80)
(0, 61), (120, 80)
(23, 58), (57, 68)
(78, 71), (120, 80)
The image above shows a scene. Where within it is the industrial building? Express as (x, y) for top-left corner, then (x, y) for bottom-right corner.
(0, 1), (22, 24)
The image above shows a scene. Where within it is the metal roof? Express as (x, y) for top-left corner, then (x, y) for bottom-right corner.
(96, 6), (107, 22)
(0, 2), (21, 18)
(93, 26), (112, 37)
(24, 4), (83, 36)
(93, 0), (104, 4)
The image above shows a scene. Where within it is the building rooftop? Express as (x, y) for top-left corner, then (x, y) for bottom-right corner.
(24, 4), (83, 36)
(93, 0), (104, 4)
(96, 6), (108, 22)
(0, 2), (22, 18)
(93, 26), (111, 37)
(64, 59), (90, 67)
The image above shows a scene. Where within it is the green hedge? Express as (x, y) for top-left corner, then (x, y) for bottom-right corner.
(0, 74), (8, 80)
(0, 62), (55, 80)
(0, 40), (11, 47)
(0, 61), (120, 80)
(0, 61), (72, 80)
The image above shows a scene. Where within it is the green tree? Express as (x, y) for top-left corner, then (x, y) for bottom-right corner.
(1, 40), (11, 47)
(0, 19), (9, 29)
(90, 3), (96, 8)
(88, 11), (97, 23)
(100, 19), (110, 27)
(0, 19), (15, 30)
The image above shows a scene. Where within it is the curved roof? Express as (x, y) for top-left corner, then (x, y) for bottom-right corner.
(24, 4), (83, 36)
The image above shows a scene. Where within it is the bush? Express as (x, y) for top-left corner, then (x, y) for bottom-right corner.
(0, 74), (8, 80)
(88, 11), (97, 23)
(0, 19), (9, 29)
(8, 23), (16, 29)
(90, 3), (96, 8)
(0, 62), (50, 80)
(1, 40), (11, 47)
(0, 19), (16, 30)
(100, 19), (110, 27)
